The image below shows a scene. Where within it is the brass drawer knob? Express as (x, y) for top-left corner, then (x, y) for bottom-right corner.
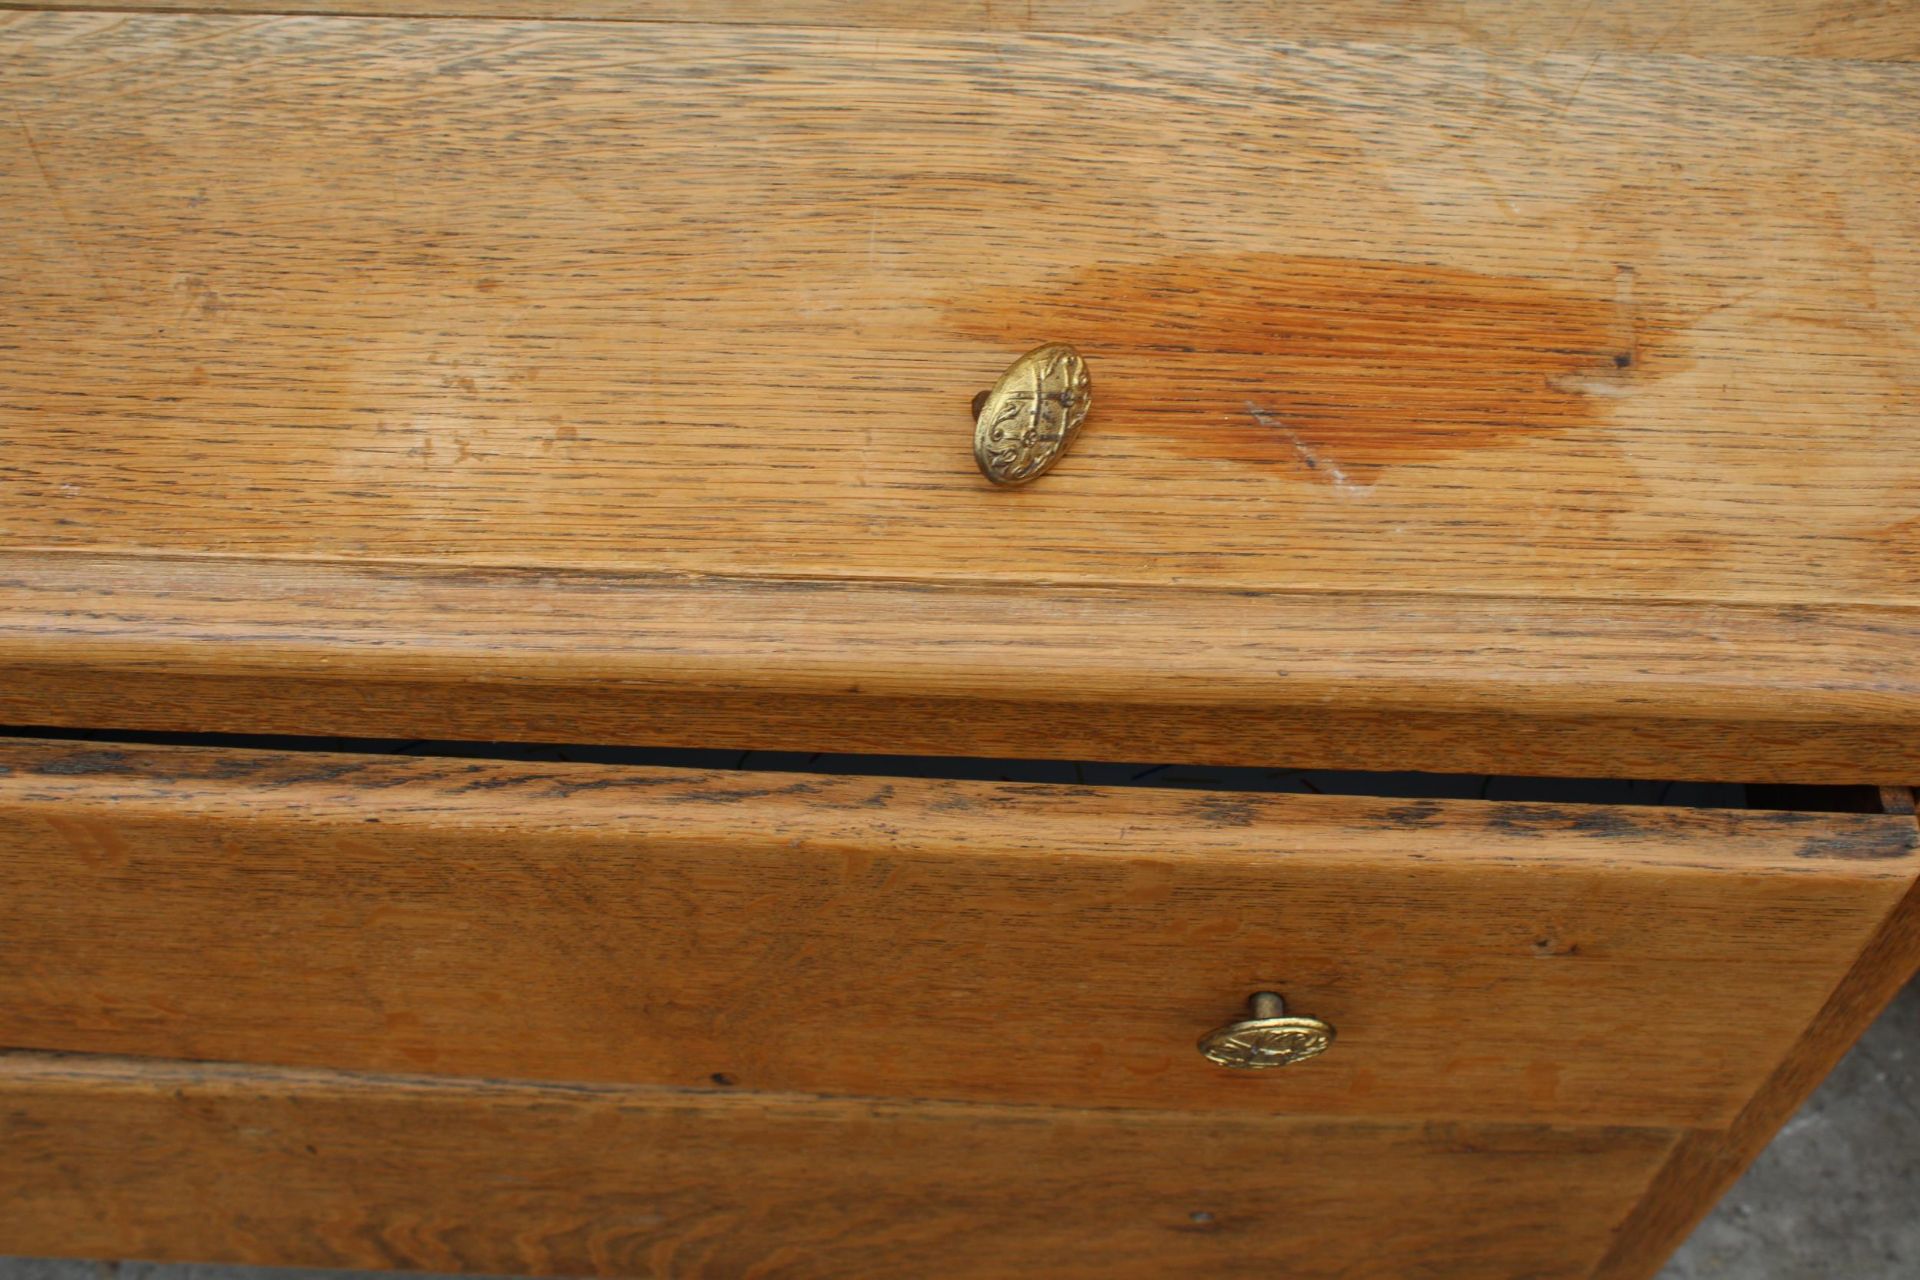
(972, 342), (1091, 486)
(1198, 992), (1334, 1069)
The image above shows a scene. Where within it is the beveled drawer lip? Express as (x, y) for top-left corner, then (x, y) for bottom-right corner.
(7, 552), (1920, 785)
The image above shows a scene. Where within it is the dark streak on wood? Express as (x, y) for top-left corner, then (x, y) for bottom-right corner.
(1376, 800), (1445, 826)
(26, 750), (132, 777)
(1184, 795), (1258, 828)
(1794, 828), (1918, 861)
(1485, 804), (1656, 839)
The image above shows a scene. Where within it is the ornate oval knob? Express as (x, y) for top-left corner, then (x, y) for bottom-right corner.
(971, 342), (1091, 486)
(1197, 992), (1334, 1069)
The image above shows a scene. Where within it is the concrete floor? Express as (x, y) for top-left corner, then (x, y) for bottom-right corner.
(2, 977), (1914, 1280)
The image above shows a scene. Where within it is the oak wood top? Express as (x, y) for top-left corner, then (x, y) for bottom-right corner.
(4, 12), (1917, 774)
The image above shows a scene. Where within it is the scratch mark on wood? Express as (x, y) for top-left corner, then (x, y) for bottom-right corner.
(1245, 403), (1374, 495)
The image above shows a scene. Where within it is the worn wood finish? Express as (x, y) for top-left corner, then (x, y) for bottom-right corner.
(1591, 789), (1920, 1280)
(2, 737), (1914, 1127)
(2, 0), (1914, 59)
(4, 15), (1920, 777)
(0, 1053), (1678, 1280)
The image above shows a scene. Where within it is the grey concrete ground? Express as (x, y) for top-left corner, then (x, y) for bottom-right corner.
(2, 976), (1914, 1279)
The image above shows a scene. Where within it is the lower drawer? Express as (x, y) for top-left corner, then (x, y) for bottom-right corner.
(1, 737), (1914, 1127)
(0, 1052), (1674, 1280)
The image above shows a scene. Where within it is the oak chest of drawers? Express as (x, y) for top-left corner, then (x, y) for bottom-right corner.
(4, 3), (1920, 1277)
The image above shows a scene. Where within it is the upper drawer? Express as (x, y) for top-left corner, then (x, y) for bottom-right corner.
(6, 15), (1920, 781)
(1, 737), (1913, 1127)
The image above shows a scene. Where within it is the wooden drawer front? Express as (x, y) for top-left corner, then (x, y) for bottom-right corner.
(0, 1052), (1674, 1280)
(1, 738), (1913, 1127)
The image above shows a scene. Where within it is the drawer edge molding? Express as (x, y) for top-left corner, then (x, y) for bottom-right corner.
(7, 554), (1920, 782)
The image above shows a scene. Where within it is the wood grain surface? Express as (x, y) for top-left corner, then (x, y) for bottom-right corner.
(0, 1052), (1679, 1280)
(2, 736), (1913, 1128)
(4, 13), (1918, 776)
(2, 1), (1914, 59)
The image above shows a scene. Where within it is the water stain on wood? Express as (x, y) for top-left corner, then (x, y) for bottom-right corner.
(948, 253), (1672, 484)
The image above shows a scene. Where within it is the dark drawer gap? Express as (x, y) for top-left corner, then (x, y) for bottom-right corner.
(0, 724), (1893, 814)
